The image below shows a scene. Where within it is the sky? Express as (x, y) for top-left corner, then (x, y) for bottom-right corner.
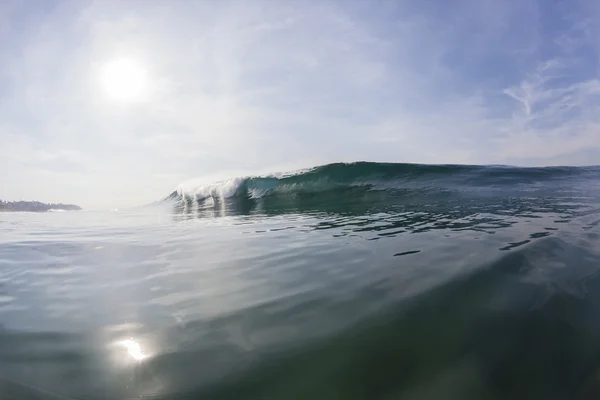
(1, 0), (600, 208)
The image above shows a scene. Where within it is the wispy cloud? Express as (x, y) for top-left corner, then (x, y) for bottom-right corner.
(1, 0), (600, 207)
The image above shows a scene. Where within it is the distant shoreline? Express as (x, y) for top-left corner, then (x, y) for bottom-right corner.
(0, 200), (81, 212)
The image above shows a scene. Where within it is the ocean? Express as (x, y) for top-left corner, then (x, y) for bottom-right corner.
(2, 161), (600, 399)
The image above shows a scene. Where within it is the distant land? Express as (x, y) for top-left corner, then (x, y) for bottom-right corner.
(0, 200), (82, 212)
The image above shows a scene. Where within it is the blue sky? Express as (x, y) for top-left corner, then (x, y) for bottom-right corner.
(1, 0), (600, 208)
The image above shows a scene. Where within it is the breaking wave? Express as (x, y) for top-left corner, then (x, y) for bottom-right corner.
(165, 162), (599, 216)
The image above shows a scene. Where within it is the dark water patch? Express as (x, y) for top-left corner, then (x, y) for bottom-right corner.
(393, 250), (421, 257)
(499, 240), (531, 251)
(530, 232), (551, 239)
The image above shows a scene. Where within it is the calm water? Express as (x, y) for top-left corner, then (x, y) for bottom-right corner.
(3, 162), (600, 399)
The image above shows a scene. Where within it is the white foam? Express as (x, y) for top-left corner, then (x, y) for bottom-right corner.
(177, 177), (246, 200)
(247, 187), (271, 199)
(173, 166), (324, 202)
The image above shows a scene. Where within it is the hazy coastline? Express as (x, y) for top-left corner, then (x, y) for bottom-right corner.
(0, 200), (81, 212)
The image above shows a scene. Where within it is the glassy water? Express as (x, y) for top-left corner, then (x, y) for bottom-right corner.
(2, 162), (600, 399)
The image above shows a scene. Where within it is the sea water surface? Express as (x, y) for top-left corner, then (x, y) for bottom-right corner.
(2, 162), (600, 399)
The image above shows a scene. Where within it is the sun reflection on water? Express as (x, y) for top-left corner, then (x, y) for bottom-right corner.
(118, 338), (147, 361)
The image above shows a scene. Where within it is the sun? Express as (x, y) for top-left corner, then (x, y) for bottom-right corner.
(100, 58), (148, 103)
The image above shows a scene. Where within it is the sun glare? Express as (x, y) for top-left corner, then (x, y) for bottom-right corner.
(119, 338), (147, 361)
(100, 58), (148, 102)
